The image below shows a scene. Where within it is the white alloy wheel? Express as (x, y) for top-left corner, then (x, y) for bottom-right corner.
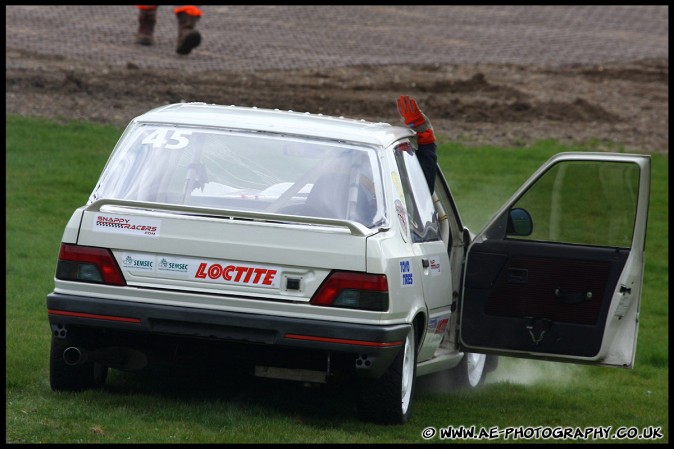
(465, 352), (487, 387)
(357, 325), (417, 424)
(449, 350), (488, 389)
(400, 330), (415, 414)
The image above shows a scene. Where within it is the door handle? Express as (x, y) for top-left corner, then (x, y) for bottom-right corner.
(421, 258), (429, 268)
(507, 267), (528, 284)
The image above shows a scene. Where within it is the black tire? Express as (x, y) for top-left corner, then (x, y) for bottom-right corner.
(49, 338), (108, 391)
(92, 361), (109, 388)
(449, 352), (493, 389)
(357, 326), (417, 424)
(484, 354), (499, 374)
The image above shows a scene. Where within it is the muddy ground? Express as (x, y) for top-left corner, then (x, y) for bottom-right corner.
(5, 50), (668, 154)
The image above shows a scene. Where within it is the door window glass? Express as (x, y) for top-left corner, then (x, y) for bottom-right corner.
(508, 161), (639, 247)
(393, 144), (439, 242)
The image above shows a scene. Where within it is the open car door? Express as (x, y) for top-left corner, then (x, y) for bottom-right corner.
(459, 152), (650, 368)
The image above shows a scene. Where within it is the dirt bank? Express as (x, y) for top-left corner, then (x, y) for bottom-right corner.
(5, 49), (668, 153)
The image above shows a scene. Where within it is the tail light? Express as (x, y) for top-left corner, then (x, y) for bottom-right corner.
(310, 271), (388, 311)
(55, 244), (126, 286)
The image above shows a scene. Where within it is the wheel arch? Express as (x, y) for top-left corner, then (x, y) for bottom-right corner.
(412, 311), (426, 353)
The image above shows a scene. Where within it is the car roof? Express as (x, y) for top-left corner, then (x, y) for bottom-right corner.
(133, 102), (416, 148)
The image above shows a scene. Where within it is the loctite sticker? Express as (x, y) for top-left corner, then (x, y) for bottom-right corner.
(193, 261), (281, 288)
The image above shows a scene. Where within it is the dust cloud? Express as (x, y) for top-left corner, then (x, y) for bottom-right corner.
(485, 357), (584, 386)
(416, 357), (584, 395)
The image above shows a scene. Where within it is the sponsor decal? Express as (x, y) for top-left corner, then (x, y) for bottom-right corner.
(141, 128), (192, 150)
(119, 252), (280, 288)
(93, 214), (160, 237)
(428, 317), (438, 331)
(391, 172), (404, 199)
(435, 318), (449, 334)
(429, 257), (441, 276)
(122, 253), (155, 271)
(157, 257), (190, 275)
(194, 261), (281, 288)
(400, 259), (413, 287)
(395, 199), (408, 242)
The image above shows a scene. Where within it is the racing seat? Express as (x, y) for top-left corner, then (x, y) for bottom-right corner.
(279, 172), (375, 226)
(304, 172), (349, 219)
(308, 171), (376, 225)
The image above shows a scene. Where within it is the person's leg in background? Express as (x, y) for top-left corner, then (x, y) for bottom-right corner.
(134, 5), (158, 46)
(174, 5), (202, 55)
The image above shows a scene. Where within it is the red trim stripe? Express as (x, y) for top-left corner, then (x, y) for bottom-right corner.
(48, 309), (141, 324)
(284, 333), (402, 347)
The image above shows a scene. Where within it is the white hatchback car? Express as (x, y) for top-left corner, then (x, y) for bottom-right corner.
(48, 103), (650, 424)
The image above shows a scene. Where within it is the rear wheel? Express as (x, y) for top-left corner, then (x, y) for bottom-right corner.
(450, 352), (492, 389)
(357, 326), (416, 424)
(49, 337), (108, 391)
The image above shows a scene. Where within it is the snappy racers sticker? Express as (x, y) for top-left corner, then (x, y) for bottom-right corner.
(94, 214), (160, 237)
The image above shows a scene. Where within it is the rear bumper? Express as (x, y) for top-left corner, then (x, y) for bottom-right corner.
(47, 292), (409, 378)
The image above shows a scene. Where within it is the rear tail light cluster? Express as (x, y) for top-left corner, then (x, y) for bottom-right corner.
(56, 243), (126, 286)
(310, 271), (388, 311)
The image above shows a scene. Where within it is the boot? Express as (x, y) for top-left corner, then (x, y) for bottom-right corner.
(135, 9), (156, 46)
(175, 12), (201, 55)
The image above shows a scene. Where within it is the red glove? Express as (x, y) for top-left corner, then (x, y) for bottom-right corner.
(396, 95), (435, 145)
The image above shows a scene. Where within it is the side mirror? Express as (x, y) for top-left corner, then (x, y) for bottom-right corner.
(507, 207), (533, 236)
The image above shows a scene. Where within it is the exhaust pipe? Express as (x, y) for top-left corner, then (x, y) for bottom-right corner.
(62, 346), (147, 370)
(63, 346), (87, 366)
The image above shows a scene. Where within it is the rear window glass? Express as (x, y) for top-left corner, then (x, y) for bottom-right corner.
(90, 124), (386, 228)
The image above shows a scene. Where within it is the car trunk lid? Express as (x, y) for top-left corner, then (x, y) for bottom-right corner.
(76, 200), (376, 302)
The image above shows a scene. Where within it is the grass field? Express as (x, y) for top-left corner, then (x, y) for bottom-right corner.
(5, 115), (669, 443)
